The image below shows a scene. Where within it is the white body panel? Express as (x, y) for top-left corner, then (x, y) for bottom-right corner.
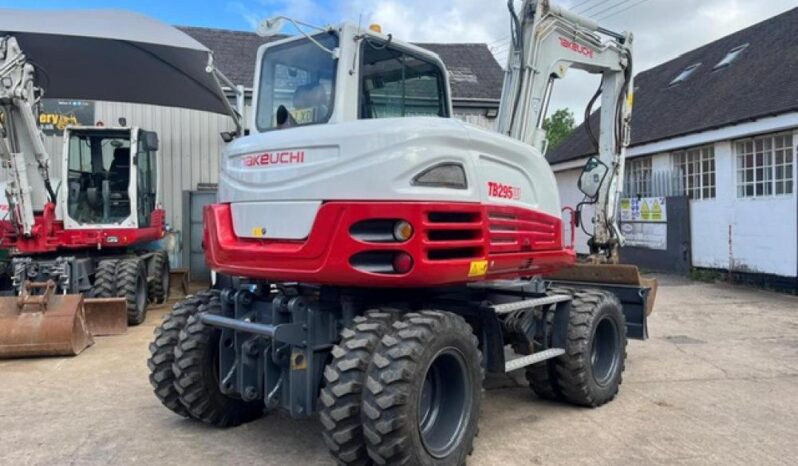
(219, 118), (561, 240)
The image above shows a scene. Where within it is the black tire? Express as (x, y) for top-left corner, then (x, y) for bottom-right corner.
(147, 250), (170, 304)
(147, 290), (220, 418)
(525, 308), (563, 401)
(362, 311), (483, 466)
(93, 259), (119, 298)
(319, 311), (396, 466)
(173, 300), (263, 427)
(523, 286), (578, 401)
(117, 257), (149, 325)
(554, 289), (627, 407)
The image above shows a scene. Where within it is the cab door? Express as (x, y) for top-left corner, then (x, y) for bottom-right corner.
(135, 130), (159, 228)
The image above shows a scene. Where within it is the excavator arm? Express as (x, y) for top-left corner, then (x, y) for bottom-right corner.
(0, 35), (56, 237)
(497, 0), (634, 263)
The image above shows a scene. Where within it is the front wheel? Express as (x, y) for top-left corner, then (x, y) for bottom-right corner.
(147, 250), (170, 304)
(173, 301), (263, 427)
(362, 311), (483, 466)
(117, 258), (148, 325)
(554, 289), (627, 407)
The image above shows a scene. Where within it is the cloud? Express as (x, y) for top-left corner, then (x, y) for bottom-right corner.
(230, 0), (796, 121)
(226, 2), (260, 29)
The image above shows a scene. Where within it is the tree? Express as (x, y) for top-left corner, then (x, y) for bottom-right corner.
(543, 108), (575, 150)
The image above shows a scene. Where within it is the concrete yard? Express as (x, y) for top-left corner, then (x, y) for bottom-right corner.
(1, 275), (797, 465)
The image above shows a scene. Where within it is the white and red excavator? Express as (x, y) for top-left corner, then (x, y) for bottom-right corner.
(149, 1), (656, 464)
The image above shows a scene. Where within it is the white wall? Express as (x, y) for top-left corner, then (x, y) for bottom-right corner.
(690, 135), (797, 277)
(553, 127), (798, 278)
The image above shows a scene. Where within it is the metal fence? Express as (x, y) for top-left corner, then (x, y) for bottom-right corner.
(623, 169), (685, 198)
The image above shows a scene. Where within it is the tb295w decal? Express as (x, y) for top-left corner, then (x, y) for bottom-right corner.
(488, 181), (521, 200)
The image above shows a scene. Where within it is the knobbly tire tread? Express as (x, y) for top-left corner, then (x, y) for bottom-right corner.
(524, 307), (563, 401)
(362, 310), (483, 466)
(173, 300), (263, 427)
(319, 311), (396, 465)
(93, 259), (119, 298)
(147, 290), (220, 418)
(117, 258), (148, 325)
(552, 288), (627, 407)
(147, 250), (170, 304)
(523, 286), (578, 401)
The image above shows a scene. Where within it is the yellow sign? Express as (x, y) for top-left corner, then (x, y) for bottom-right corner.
(468, 260), (488, 277)
(651, 199), (663, 221)
(640, 201), (651, 221)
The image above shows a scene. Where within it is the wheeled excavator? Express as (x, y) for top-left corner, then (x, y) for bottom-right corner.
(149, 1), (656, 463)
(0, 10), (241, 357)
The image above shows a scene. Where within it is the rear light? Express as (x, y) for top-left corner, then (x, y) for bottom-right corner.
(393, 221), (413, 242)
(392, 252), (413, 274)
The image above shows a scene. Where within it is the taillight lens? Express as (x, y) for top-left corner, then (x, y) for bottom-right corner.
(392, 252), (413, 274)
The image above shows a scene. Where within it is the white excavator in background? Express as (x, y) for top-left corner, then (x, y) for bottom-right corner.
(0, 10), (241, 357)
(148, 1), (655, 464)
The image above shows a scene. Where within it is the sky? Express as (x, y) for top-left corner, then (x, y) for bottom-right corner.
(3, 0), (796, 121)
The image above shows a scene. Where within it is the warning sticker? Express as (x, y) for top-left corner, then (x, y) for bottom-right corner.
(468, 260), (489, 277)
(620, 197), (667, 223)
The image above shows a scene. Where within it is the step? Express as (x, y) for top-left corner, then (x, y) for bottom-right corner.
(504, 348), (566, 372)
(491, 294), (571, 315)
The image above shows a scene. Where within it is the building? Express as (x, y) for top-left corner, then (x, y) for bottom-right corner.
(548, 7), (798, 289)
(38, 26), (505, 269)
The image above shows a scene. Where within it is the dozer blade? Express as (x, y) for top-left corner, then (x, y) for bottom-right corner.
(83, 298), (128, 336)
(0, 281), (94, 358)
(546, 263), (658, 316)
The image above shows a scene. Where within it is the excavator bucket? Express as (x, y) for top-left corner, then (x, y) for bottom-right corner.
(546, 264), (657, 340)
(0, 281), (94, 358)
(83, 298), (128, 336)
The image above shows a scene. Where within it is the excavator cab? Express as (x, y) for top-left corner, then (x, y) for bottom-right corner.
(62, 127), (159, 229)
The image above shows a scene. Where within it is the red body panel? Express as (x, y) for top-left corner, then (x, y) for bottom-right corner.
(0, 203), (166, 254)
(204, 201), (576, 287)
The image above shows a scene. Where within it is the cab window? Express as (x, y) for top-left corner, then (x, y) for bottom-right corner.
(255, 33), (338, 131)
(360, 42), (448, 119)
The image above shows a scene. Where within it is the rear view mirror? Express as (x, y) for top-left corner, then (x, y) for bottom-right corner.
(578, 156), (608, 199)
(141, 131), (159, 151)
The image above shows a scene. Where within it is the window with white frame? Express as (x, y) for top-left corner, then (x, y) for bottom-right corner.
(736, 132), (794, 197)
(672, 145), (716, 199)
(624, 157), (652, 197)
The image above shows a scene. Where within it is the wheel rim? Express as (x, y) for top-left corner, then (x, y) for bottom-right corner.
(591, 316), (620, 386)
(136, 273), (147, 313)
(417, 347), (471, 459)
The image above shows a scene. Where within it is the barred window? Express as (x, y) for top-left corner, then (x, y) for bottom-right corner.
(672, 146), (716, 199)
(736, 133), (793, 197)
(624, 157), (652, 197)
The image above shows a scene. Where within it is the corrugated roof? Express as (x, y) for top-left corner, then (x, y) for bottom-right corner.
(177, 26), (504, 102)
(547, 7), (798, 165)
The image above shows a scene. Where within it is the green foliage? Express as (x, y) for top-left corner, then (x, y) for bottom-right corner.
(543, 108), (575, 150)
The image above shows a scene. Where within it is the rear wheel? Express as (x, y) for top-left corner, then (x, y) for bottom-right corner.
(92, 259), (119, 298)
(117, 258), (148, 325)
(147, 250), (170, 304)
(173, 301), (263, 427)
(362, 311), (483, 466)
(147, 290), (220, 418)
(554, 289), (627, 407)
(319, 311), (396, 465)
